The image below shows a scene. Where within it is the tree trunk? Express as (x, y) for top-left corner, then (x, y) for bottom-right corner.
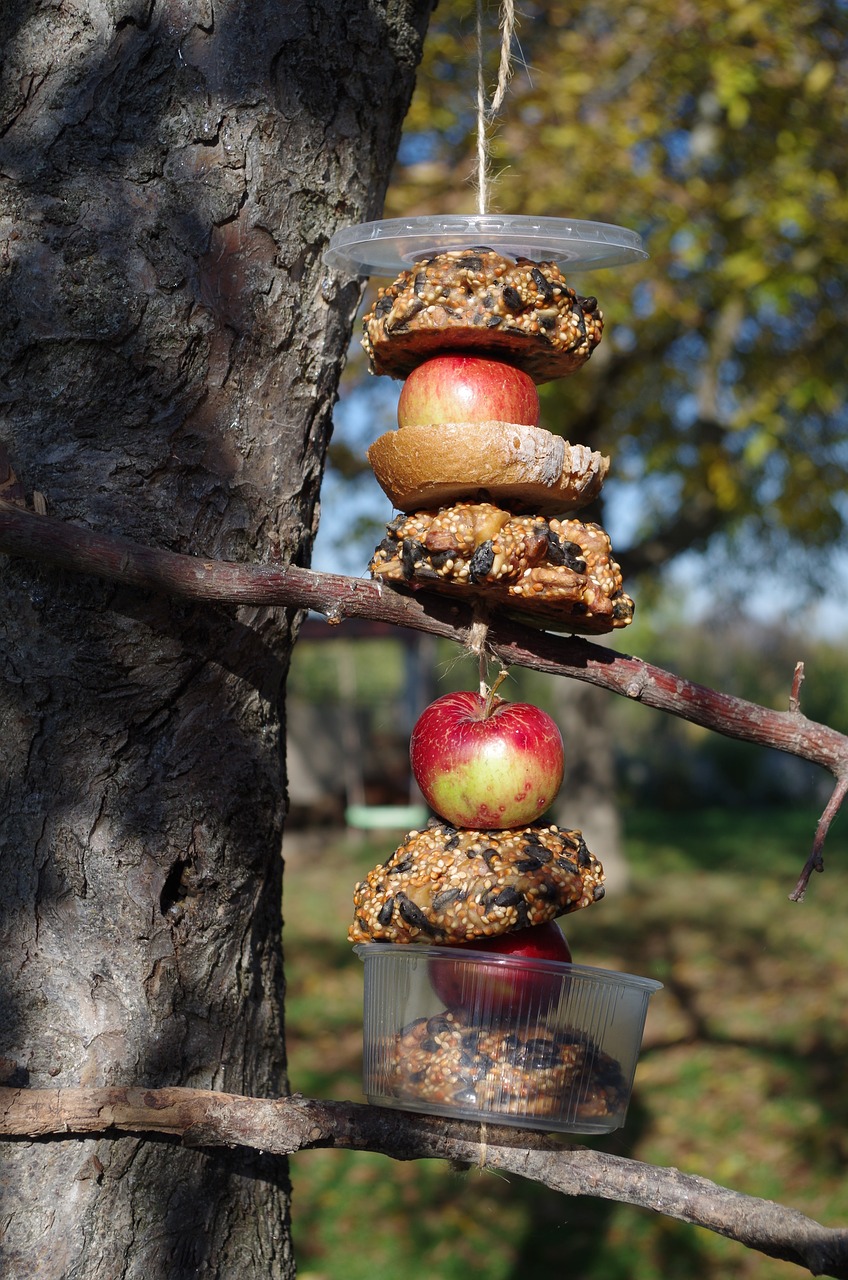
(0, 2), (431, 1275)
(551, 665), (630, 893)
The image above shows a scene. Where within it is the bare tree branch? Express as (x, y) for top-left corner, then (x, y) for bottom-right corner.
(0, 1086), (845, 1277)
(1, 499), (847, 894)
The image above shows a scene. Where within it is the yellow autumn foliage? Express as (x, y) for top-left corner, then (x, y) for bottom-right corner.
(377, 0), (848, 574)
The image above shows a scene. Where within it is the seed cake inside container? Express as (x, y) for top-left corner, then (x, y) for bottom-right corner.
(390, 1009), (628, 1120)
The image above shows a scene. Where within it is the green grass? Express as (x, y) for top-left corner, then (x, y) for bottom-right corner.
(622, 804), (846, 877)
(283, 808), (848, 1280)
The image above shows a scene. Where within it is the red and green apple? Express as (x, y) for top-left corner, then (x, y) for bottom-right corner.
(410, 689), (564, 829)
(429, 921), (573, 1018)
(397, 354), (540, 428)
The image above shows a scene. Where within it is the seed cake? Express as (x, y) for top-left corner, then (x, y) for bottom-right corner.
(348, 818), (605, 945)
(362, 249), (604, 383)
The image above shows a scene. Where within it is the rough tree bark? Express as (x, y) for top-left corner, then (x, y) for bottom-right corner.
(0, 2), (432, 1275)
(551, 672), (629, 890)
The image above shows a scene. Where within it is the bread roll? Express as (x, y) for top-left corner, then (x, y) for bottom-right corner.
(367, 420), (609, 516)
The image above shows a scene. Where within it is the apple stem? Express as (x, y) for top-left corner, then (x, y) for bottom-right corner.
(482, 667), (510, 718)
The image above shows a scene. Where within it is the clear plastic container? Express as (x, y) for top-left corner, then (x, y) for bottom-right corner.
(355, 943), (661, 1134)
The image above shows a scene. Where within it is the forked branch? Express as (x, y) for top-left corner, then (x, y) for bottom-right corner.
(1, 499), (846, 898)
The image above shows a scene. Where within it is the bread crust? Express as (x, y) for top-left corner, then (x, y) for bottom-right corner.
(367, 420), (609, 516)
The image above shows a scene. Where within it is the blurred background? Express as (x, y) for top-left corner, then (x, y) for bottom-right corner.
(285, 1), (848, 1275)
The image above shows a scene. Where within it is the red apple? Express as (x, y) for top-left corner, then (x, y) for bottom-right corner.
(397, 354), (540, 428)
(429, 922), (573, 1019)
(410, 689), (564, 829)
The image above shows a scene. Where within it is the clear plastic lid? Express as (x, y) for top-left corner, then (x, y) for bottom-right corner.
(324, 214), (647, 276)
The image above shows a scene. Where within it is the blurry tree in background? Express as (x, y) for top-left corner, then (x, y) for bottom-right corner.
(389, 0), (848, 577)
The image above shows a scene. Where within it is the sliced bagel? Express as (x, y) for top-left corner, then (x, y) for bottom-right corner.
(367, 420), (608, 516)
(369, 500), (634, 634)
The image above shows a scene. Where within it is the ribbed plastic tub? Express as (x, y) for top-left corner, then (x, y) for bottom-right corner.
(355, 943), (661, 1134)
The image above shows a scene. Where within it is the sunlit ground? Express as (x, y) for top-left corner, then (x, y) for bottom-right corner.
(284, 807), (848, 1280)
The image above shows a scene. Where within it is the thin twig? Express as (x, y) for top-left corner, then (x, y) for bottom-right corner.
(790, 661), (806, 713)
(790, 772), (848, 902)
(1, 500), (847, 893)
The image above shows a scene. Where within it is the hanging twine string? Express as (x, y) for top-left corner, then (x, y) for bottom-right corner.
(467, 605), (513, 705)
(476, 0), (516, 215)
(467, 606), (491, 695)
(478, 1120), (489, 1169)
(470, 5), (515, 672)
(489, 0), (516, 116)
(475, 0), (488, 215)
